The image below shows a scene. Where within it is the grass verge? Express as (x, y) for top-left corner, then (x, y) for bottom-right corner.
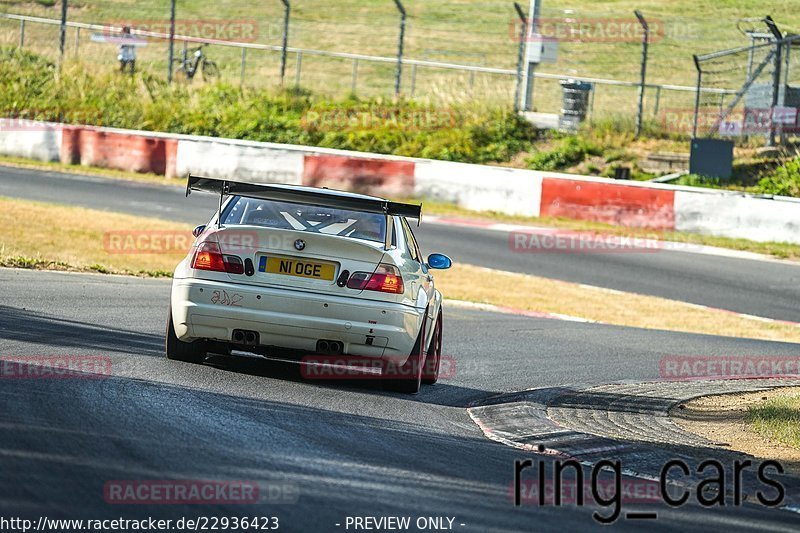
(751, 393), (800, 450)
(0, 155), (178, 186)
(3, 196), (800, 344)
(0, 196), (189, 277)
(437, 264), (800, 344)
(672, 389), (800, 475)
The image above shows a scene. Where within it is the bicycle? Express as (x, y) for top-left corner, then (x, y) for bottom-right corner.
(172, 43), (219, 81)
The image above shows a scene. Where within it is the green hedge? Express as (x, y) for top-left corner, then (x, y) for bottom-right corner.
(758, 156), (800, 197)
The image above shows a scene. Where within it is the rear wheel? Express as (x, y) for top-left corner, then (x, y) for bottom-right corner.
(172, 59), (190, 80)
(202, 60), (219, 80)
(384, 314), (427, 394)
(422, 310), (443, 384)
(165, 308), (207, 364)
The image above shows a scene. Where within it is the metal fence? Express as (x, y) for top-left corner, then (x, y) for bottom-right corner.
(692, 17), (800, 145)
(0, 4), (748, 127)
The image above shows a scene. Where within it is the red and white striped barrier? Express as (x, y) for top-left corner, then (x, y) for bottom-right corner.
(3, 121), (800, 244)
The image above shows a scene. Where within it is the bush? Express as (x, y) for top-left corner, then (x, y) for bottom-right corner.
(758, 156), (800, 197)
(526, 136), (601, 171)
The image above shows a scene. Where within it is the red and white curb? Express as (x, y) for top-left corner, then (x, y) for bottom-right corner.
(682, 301), (800, 328)
(466, 380), (800, 515)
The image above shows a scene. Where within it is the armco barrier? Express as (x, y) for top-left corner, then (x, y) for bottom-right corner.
(675, 189), (800, 243)
(0, 126), (61, 162)
(414, 159), (542, 217)
(4, 120), (800, 245)
(176, 138), (304, 184)
(540, 177), (676, 230)
(303, 154), (415, 197)
(60, 127), (177, 177)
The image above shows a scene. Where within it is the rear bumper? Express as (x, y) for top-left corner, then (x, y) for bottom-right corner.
(171, 278), (423, 360)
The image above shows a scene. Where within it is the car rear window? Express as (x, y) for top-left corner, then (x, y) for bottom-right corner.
(222, 196), (387, 243)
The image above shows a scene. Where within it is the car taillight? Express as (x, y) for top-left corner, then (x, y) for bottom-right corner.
(346, 264), (404, 294)
(192, 242), (245, 274)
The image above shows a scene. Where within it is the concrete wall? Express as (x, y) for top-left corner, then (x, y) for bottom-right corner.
(414, 160), (542, 217)
(175, 138), (304, 184)
(0, 126), (61, 162)
(675, 190), (800, 243)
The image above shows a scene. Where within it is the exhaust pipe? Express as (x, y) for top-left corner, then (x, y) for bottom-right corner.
(316, 340), (343, 355)
(232, 329), (259, 346)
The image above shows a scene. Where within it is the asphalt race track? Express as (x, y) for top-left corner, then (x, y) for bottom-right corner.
(2, 166), (800, 531)
(2, 165), (800, 322)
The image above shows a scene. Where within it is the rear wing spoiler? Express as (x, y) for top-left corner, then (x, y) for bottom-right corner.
(186, 175), (422, 219)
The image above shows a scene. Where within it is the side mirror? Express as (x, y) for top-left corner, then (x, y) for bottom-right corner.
(427, 253), (452, 270)
(192, 225), (206, 238)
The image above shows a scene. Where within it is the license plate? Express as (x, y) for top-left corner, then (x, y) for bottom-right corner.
(260, 256), (336, 281)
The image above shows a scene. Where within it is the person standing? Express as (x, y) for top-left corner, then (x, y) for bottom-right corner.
(118, 26), (136, 74)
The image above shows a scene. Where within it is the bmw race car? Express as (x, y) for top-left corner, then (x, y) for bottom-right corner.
(166, 176), (452, 393)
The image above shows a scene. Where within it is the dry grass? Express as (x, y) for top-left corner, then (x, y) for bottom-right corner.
(751, 393), (800, 450)
(0, 196), (190, 275)
(435, 264), (800, 344)
(672, 388), (800, 475)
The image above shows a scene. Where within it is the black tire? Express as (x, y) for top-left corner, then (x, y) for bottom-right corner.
(422, 310), (442, 385)
(202, 60), (219, 80)
(384, 313), (427, 394)
(165, 308), (206, 364)
(172, 60), (190, 80)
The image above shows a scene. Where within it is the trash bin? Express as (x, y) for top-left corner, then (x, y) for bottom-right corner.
(559, 79), (592, 132)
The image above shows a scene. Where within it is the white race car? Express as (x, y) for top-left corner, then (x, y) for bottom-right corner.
(167, 176), (452, 393)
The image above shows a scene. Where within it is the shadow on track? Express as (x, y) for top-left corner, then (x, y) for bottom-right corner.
(0, 305), (163, 356)
(0, 305), (496, 406)
(202, 352), (495, 407)
(0, 364), (589, 531)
